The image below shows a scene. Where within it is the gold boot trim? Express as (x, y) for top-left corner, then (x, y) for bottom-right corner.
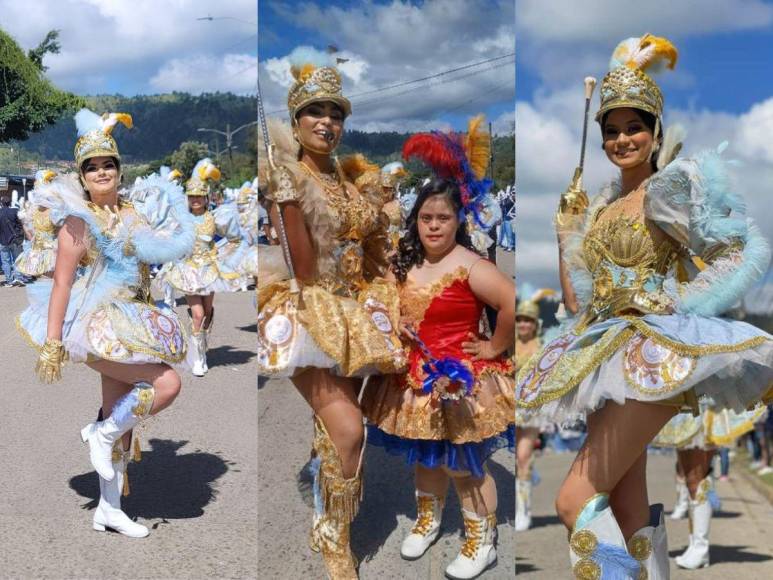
(411, 494), (444, 536)
(314, 415), (365, 523)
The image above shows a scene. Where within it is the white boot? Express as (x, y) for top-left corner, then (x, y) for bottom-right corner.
(675, 482), (712, 570)
(628, 504), (669, 580)
(163, 284), (175, 309)
(190, 332), (207, 377)
(400, 491), (444, 560)
(670, 476), (689, 520)
(569, 493), (640, 579)
(80, 384), (155, 481)
(201, 309), (214, 373)
(93, 445), (149, 538)
(444, 510), (497, 579)
(515, 479), (532, 532)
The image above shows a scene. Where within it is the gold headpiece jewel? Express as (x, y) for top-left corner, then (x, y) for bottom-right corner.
(186, 158), (221, 197)
(596, 34), (677, 124)
(287, 60), (351, 120)
(73, 109), (133, 168)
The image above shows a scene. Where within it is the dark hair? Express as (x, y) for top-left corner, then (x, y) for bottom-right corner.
(601, 108), (661, 172)
(295, 101), (345, 121)
(391, 178), (474, 283)
(0, 196), (10, 207)
(80, 156), (121, 175)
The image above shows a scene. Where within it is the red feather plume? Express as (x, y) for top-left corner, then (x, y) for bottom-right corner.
(402, 133), (465, 182)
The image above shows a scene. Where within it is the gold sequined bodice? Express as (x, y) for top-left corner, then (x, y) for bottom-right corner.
(582, 204), (678, 323)
(192, 212), (216, 258)
(31, 207), (56, 250)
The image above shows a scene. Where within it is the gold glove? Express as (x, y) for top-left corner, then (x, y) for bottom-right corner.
(36, 338), (67, 383)
(269, 165), (299, 204)
(556, 167), (589, 227)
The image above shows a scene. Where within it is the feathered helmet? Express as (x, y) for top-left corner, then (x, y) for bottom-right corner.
(74, 108), (133, 169)
(186, 158), (221, 197)
(237, 180), (256, 205)
(160, 166), (183, 184)
(381, 161), (408, 190)
(516, 300), (540, 322)
(596, 34), (678, 141)
(402, 115), (502, 253)
(287, 48), (351, 121)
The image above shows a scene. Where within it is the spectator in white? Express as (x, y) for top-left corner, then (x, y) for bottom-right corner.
(0, 195), (27, 286)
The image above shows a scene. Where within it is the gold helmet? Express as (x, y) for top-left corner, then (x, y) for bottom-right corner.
(596, 34), (677, 129)
(237, 181), (255, 205)
(516, 300), (540, 322)
(287, 48), (351, 120)
(73, 109), (133, 169)
(186, 158), (221, 197)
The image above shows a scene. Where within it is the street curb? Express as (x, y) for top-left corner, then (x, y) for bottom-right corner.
(735, 460), (773, 507)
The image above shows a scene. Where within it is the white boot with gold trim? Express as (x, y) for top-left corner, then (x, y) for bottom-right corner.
(190, 331), (207, 377)
(569, 493), (639, 579)
(93, 443), (149, 538)
(669, 476), (688, 520)
(628, 504), (668, 579)
(80, 383), (155, 481)
(515, 479), (532, 532)
(675, 478), (712, 570)
(444, 509), (497, 579)
(400, 490), (444, 560)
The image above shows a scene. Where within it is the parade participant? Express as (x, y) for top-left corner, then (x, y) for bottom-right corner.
(16, 108), (195, 538)
(653, 402), (765, 569)
(257, 52), (405, 579)
(14, 170), (58, 279)
(155, 158), (243, 377)
(516, 34), (773, 579)
(514, 297), (545, 533)
(362, 117), (515, 580)
(235, 179), (258, 285)
(158, 167), (183, 308)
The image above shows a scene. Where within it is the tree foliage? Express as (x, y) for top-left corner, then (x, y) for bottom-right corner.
(0, 28), (82, 142)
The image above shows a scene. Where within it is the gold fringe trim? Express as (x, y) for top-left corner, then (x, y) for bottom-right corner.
(318, 469), (362, 524)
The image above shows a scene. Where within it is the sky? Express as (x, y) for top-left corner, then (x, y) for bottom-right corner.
(0, 0), (257, 96)
(258, 0), (515, 134)
(516, 0), (773, 291)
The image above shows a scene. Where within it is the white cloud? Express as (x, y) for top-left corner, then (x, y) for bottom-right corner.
(0, 0), (257, 95)
(150, 54), (257, 94)
(260, 0), (514, 130)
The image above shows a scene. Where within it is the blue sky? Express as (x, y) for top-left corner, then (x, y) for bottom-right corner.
(516, 0), (773, 289)
(258, 0), (515, 133)
(1, 0), (257, 96)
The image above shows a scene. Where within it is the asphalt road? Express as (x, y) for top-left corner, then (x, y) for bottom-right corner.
(0, 286), (258, 579)
(515, 449), (773, 578)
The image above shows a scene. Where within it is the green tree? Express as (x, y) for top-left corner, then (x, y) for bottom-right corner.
(167, 141), (210, 177)
(1, 28), (82, 142)
(27, 30), (61, 72)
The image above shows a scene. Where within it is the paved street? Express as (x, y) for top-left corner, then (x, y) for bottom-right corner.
(515, 450), (773, 578)
(257, 248), (516, 579)
(0, 286), (258, 579)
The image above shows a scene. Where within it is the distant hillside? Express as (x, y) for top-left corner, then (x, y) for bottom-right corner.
(20, 92), (257, 163)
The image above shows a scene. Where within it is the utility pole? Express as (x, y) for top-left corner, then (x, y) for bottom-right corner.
(198, 120), (258, 176)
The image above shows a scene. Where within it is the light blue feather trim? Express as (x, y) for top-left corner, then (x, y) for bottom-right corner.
(309, 456), (323, 515)
(595, 543), (640, 579)
(677, 222), (770, 316)
(530, 466), (541, 486)
(708, 488), (721, 512)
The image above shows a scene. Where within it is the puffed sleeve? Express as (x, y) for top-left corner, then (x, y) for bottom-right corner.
(645, 145), (770, 316)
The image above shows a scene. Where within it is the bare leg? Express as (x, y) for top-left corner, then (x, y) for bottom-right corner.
(677, 448), (715, 499)
(415, 464), (450, 497)
(186, 294), (205, 332)
(517, 427), (539, 481)
(87, 360), (182, 416)
(201, 293), (214, 323)
(555, 400), (676, 534)
(99, 374), (133, 450)
(448, 468), (498, 517)
(608, 450), (649, 539)
(292, 368), (363, 478)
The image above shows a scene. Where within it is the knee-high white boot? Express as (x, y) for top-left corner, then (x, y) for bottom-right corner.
(515, 479), (532, 532)
(163, 284), (175, 309)
(670, 476), (689, 520)
(628, 504), (669, 579)
(569, 493), (640, 579)
(201, 308), (214, 373)
(80, 384), (155, 481)
(93, 444), (149, 538)
(445, 509), (498, 579)
(189, 331), (207, 377)
(675, 477), (712, 570)
(400, 490), (444, 560)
